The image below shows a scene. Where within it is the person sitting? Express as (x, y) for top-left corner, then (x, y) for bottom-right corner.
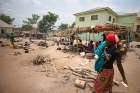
(73, 38), (77, 47)
(87, 40), (94, 53)
(77, 39), (82, 47)
(77, 39), (83, 52)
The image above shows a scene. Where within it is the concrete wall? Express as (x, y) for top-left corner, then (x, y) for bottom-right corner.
(117, 15), (136, 31)
(75, 10), (138, 32)
(136, 18), (140, 32)
(75, 10), (117, 27)
(77, 32), (103, 42)
(74, 10), (139, 42)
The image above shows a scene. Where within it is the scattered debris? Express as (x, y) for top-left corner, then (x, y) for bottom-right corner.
(65, 66), (97, 79)
(128, 48), (135, 52)
(15, 38), (23, 42)
(75, 79), (86, 89)
(56, 47), (61, 50)
(48, 42), (55, 46)
(63, 72), (71, 81)
(38, 41), (48, 47)
(24, 42), (30, 53)
(8, 51), (22, 56)
(17, 44), (24, 49)
(0, 42), (9, 47)
(135, 45), (140, 48)
(64, 66), (119, 87)
(32, 55), (47, 65)
(87, 82), (94, 88)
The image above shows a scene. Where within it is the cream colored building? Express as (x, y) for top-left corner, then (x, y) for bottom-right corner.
(74, 7), (140, 32)
(0, 19), (14, 34)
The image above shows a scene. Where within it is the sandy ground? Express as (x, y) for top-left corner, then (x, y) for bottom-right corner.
(0, 40), (140, 93)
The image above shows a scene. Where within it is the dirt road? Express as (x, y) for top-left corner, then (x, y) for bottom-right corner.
(0, 43), (140, 93)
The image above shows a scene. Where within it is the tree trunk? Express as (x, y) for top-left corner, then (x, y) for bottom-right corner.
(45, 32), (47, 43)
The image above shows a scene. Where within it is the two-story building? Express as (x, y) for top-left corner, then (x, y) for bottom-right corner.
(74, 7), (140, 32)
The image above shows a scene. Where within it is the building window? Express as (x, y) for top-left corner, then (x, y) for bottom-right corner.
(113, 18), (115, 23)
(109, 16), (111, 21)
(91, 15), (98, 20)
(79, 17), (85, 22)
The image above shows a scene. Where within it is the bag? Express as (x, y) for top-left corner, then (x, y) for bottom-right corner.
(94, 41), (106, 73)
(95, 53), (105, 72)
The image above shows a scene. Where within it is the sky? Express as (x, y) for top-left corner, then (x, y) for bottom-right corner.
(0, 0), (140, 27)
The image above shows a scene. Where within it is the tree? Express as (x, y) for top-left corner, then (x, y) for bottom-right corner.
(58, 23), (68, 31)
(70, 22), (75, 28)
(23, 14), (40, 25)
(38, 12), (58, 33)
(22, 14), (40, 31)
(0, 14), (15, 24)
(21, 24), (32, 31)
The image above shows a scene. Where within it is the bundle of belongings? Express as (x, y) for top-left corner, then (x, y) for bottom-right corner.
(24, 42), (30, 53)
(94, 33), (119, 72)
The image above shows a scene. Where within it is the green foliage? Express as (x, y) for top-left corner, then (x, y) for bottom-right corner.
(0, 14), (15, 24)
(22, 14), (40, 31)
(58, 23), (68, 31)
(38, 12), (58, 33)
(23, 14), (40, 25)
(31, 14), (40, 24)
(21, 24), (32, 31)
(70, 22), (75, 28)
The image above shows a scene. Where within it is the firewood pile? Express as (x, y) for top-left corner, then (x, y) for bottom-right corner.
(54, 23), (129, 37)
(63, 66), (119, 88)
(119, 26), (127, 32)
(94, 24), (127, 33)
(76, 27), (92, 33)
(64, 66), (97, 80)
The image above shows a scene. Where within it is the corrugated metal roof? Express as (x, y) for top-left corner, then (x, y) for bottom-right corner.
(0, 19), (14, 28)
(118, 13), (137, 16)
(74, 7), (118, 16)
(74, 7), (139, 17)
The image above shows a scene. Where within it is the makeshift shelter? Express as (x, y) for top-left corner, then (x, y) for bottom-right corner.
(23, 31), (45, 39)
(54, 23), (132, 43)
(75, 23), (131, 42)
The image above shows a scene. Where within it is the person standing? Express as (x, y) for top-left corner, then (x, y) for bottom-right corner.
(10, 33), (15, 48)
(93, 33), (128, 93)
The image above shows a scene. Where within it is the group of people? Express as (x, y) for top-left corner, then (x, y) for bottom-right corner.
(69, 36), (95, 53)
(56, 33), (128, 93)
(51, 34), (128, 93)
